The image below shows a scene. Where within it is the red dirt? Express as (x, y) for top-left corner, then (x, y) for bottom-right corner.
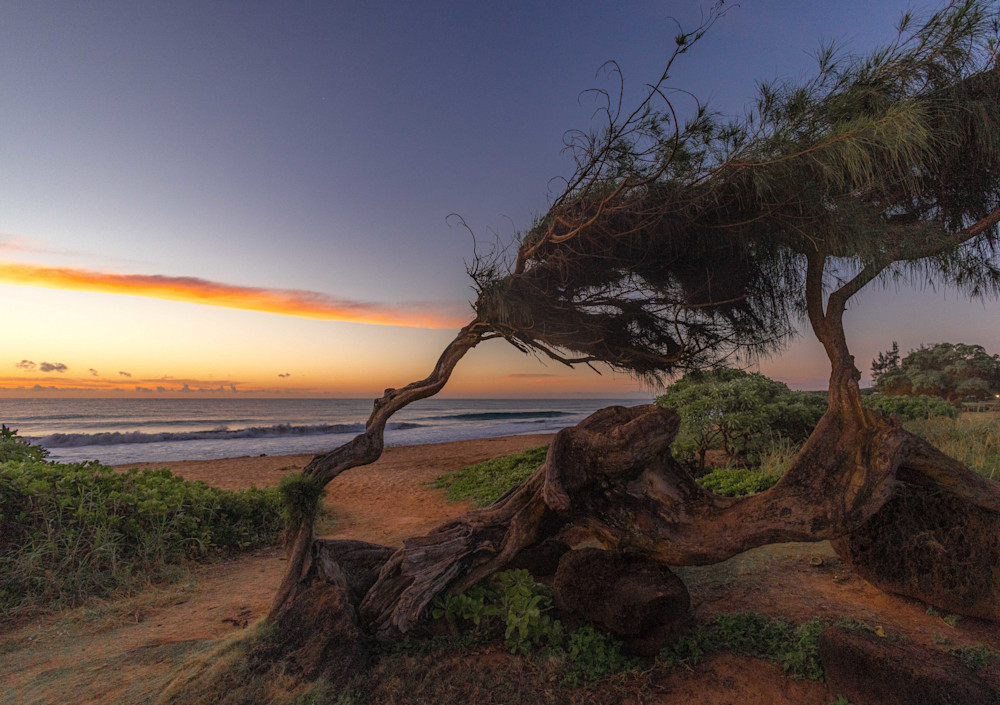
(2, 433), (997, 705)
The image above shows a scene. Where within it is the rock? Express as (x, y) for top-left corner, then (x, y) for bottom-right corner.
(832, 479), (1000, 620)
(553, 547), (690, 656)
(819, 625), (999, 705)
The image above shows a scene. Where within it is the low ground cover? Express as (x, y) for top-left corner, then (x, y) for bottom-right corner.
(0, 427), (283, 617)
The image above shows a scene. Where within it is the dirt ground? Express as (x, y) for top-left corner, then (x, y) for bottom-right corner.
(2, 433), (998, 705)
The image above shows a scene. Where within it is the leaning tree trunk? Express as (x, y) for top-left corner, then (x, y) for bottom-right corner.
(268, 319), (490, 620)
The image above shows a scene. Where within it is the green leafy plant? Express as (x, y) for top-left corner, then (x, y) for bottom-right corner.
(431, 569), (564, 654)
(872, 342), (1000, 403)
(431, 446), (548, 507)
(862, 394), (960, 421)
(563, 624), (638, 686)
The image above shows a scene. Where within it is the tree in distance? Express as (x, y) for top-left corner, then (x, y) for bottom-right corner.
(872, 341), (1000, 401)
(248, 0), (1000, 679)
(655, 369), (826, 473)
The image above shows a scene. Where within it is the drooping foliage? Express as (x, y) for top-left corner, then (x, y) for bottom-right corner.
(873, 341), (1000, 401)
(471, 1), (1000, 385)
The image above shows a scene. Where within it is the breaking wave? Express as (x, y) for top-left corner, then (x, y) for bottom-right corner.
(33, 422), (424, 449)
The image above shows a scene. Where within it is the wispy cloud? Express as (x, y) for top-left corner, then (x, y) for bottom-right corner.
(0, 260), (466, 329)
(39, 362), (68, 373)
(15, 360), (36, 371)
(278, 372), (291, 378)
(118, 371), (132, 378)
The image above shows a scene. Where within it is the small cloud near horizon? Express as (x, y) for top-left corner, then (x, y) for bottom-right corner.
(278, 372), (291, 378)
(502, 373), (558, 379)
(15, 360), (36, 370)
(89, 368), (99, 376)
(118, 371), (132, 378)
(39, 362), (68, 373)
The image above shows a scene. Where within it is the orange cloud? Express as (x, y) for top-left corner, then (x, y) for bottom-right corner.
(0, 261), (467, 329)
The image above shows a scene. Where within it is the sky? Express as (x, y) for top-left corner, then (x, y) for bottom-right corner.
(1, 1), (998, 398)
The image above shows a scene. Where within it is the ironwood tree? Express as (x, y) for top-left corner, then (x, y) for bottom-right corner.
(267, 0), (1000, 649)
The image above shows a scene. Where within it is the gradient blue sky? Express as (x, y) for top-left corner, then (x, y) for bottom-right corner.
(1, 1), (997, 397)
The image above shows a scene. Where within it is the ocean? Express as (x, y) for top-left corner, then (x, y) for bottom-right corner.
(0, 397), (650, 465)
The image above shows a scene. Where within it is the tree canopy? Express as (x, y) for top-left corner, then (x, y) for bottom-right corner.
(873, 341), (1000, 400)
(471, 0), (1000, 394)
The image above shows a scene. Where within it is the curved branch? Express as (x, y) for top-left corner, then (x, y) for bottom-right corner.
(269, 318), (490, 619)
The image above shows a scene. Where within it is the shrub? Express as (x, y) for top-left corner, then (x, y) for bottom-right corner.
(697, 466), (781, 496)
(563, 625), (638, 686)
(431, 446), (548, 507)
(656, 369), (826, 472)
(862, 394), (959, 421)
(0, 429), (283, 614)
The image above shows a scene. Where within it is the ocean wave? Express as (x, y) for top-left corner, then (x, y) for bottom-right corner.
(421, 411), (571, 421)
(33, 422), (423, 448)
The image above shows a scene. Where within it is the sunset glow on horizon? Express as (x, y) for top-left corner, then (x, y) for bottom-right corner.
(2, 2), (999, 401)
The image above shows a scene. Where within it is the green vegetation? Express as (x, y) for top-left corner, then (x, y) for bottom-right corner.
(660, 612), (826, 681)
(696, 466), (782, 497)
(0, 427), (283, 615)
(277, 473), (328, 528)
(433, 571), (829, 688)
(862, 394), (960, 420)
(431, 569), (640, 686)
(655, 369), (826, 472)
(431, 569), (564, 655)
(950, 643), (999, 670)
(903, 414), (1000, 480)
(430, 446), (548, 507)
(872, 342), (1000, 402)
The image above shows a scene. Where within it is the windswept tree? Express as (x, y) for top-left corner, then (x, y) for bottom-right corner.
(261, 0), (1000, 666)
